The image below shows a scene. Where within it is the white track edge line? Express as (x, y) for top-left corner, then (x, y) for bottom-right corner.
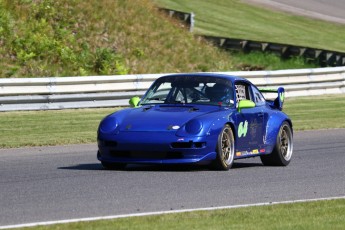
(1, 196), (344, 229)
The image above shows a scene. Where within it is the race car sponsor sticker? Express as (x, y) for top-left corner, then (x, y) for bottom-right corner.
(236, 149), (261, 157)
(280, 92), (285, 102)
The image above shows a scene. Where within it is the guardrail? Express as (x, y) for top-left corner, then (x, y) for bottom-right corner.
(162, 8), (345, 67)
(160, 8), (195, 32)
(1, 67), (344, 111)
(204, 36), (345, 67)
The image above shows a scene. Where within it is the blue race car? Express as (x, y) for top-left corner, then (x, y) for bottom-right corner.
(97, 73), (293, 170)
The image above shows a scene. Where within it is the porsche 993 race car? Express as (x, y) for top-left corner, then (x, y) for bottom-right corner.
(97, 73), (293, 170)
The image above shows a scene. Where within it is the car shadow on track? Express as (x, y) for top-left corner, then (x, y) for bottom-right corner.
(232, 162), (263, 169)
(58, 162), (263, 171)
(58, 163), (104, 171)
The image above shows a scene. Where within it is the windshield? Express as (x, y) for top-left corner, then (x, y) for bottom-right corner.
(140, 76), (235, 107)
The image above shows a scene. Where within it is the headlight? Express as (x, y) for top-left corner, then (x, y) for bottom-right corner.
(99, 116), (118, 133)
(185, 119), (203, 134)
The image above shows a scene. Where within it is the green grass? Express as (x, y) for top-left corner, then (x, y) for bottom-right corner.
(231, 51), (317, 70)
(0, 108), (116, 148)
(1, 0), (339, 77)
(1, 95), (344, 149)
(0, 0), (236, 77)
(14, 199), (345, 230)
(284, 94), (345, 130)
(154, 0), (345, 52)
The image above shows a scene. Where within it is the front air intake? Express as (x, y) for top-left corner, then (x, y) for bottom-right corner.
(171, 142), (206, 149)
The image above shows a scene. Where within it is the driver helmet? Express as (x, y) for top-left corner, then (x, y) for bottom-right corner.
(206, 83), (233, 104)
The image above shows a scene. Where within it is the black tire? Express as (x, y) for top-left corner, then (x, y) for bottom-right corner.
(211, 124), (235, 170)
(101, 161), (127, 170)
(261, 121), (293, 166)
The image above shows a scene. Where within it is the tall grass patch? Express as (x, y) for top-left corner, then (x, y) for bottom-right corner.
(1, 0), (340, 77)
(0, 0), (236, 77)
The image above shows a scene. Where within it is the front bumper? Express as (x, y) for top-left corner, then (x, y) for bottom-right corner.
(97, 131), (217, 164)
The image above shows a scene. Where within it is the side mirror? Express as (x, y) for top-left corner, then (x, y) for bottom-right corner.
(237, 99), (255, 112)
(129, 96), (140, 108)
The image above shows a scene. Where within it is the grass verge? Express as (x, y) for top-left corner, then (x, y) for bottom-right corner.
(13, 199), (345, 230)
(0, 94), (344, 148)
(0, 108), (116, 148)
(155, 0), (345, 52)
(284, 94), (345, 130)
(230, 51), (317, 70)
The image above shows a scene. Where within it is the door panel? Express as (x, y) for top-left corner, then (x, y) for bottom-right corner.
(235, 107), (264, 152)
(234, 82), (265, 157)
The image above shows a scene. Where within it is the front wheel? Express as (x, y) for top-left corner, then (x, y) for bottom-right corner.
(261, 121), (293, 166)
(211, 124), (235, 170)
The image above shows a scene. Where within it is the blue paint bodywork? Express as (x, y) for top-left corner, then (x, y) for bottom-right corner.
(97, 73), (292, 166)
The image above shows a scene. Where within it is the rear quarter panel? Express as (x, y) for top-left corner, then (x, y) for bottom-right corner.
(264, 108), (292, 153)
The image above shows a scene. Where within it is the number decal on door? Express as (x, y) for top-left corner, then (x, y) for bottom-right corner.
(238, 120), (248, 138)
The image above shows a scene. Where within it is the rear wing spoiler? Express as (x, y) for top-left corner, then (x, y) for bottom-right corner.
(259, 87), (285, 111)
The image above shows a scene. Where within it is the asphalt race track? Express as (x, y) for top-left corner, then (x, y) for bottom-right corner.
(1, 129), (345, 226)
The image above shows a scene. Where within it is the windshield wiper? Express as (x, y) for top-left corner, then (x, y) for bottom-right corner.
(141, 105), (154, 111)
(189, 107), (199, 112)
(159, 104), (199, 111)
(147, 97), (165, 101)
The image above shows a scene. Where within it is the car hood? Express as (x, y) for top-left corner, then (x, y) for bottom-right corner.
(118, 105), (220, 132)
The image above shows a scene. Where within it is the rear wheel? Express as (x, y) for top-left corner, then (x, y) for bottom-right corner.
(101, 161), (127, 170)
(261, 121), (293, 166)
(212, 124), (235, 170)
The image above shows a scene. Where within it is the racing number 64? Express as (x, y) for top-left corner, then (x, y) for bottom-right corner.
(238, 120), (248, 138)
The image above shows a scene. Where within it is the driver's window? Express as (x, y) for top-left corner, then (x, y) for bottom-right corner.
(252, 86), (265, 106)
(235, 83), (252, 103)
